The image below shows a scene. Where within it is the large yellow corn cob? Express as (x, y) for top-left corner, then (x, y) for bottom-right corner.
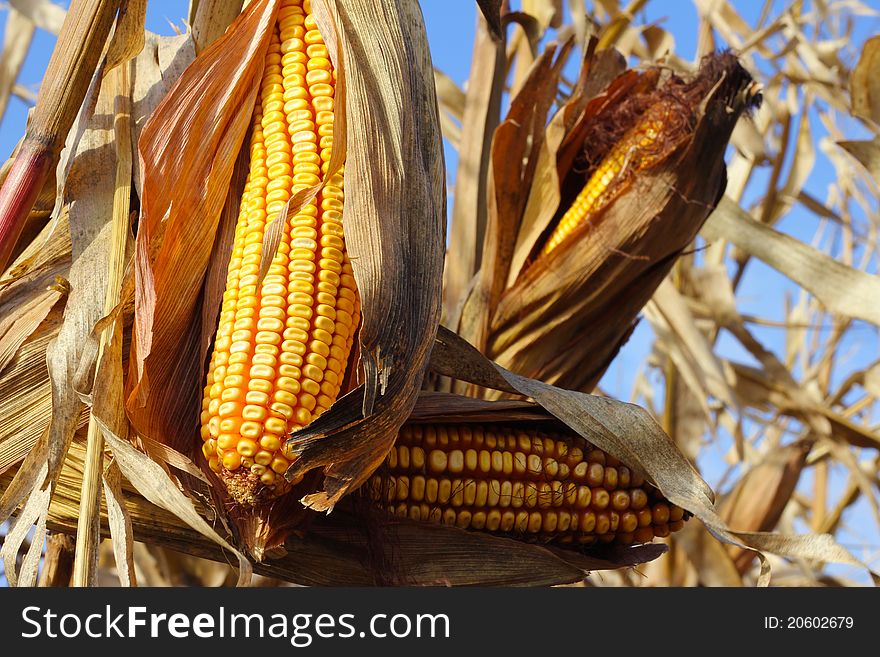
(368, 424), (686, 546)
(200, 0), (359, 506)
(541, 102), (678, 255)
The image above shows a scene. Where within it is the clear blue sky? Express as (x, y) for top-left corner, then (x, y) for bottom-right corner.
(1, 1), (877, 583)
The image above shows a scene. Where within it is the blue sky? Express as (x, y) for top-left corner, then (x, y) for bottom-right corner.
(1, 1), (877, 583)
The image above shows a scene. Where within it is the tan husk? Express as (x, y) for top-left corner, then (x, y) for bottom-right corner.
(720, 441), (811, 573)
(189, 0), (245, 54)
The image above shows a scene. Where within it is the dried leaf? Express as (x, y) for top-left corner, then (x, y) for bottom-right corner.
(850, 35), (880, 125)
(459, 42), (571, 356)
(129, 32), (196, 194)
(99, 425), (252, 586)
(189, 0), (244, 54)
(721, 441), (811, 573)
(102, 459), (137, 586)
(838, 138), (880, 184)
(0, 9), (36, 121)
(104, 0), (147, 72)
(703, 197), (880, 326)
(443, 11), (504, 325)
(8, 0), (66, 34)
(0, 55), (128, 585)
(0, 287), (62, 376)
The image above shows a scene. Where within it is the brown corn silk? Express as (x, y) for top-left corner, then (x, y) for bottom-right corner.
(199, 0), (360, 506)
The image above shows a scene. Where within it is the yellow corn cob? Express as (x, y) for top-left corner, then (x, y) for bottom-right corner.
(541, 102), (678, 255)
(200, 0), (359, 506)
(367, 424), (686, 546)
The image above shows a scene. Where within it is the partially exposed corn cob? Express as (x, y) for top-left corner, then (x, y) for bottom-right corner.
(541, 101), (682, 255)
(368, 424), (687, 546)
(200, 0), (359, 506)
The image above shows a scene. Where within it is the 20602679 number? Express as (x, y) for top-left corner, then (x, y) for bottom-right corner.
(787, 617), (854, 629)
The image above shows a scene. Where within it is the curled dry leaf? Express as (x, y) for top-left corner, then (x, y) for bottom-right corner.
(702, 196), (880, 327)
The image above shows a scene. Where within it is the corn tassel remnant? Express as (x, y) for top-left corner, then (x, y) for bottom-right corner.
(200, 0), (360, 506)
(368, 424), (687, 546)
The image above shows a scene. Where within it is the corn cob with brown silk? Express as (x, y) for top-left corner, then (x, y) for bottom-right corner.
(368, 424), (687, 545)
(200, 0), (359, 506)
(541, 101), (680, 255)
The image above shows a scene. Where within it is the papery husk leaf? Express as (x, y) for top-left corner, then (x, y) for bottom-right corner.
(0, 208), (76, 475)
(127, 0), (280, 455)
(102, 459), (137, 586)
(720, 441), (811, 573)
(129, 32), (196, 193)
(104, 0), (146, 72)
(459, 41), (571, 357)
(507, 57), (642, 283)
(189, 0), (244, 54)
(0, 232), (70, 378)
(430, 326), (880, 585)
(284, 0), (445, 511)
(100, 401), (253, 585)
(293, 512), (665, 586)
(443, 11), (504, 327)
